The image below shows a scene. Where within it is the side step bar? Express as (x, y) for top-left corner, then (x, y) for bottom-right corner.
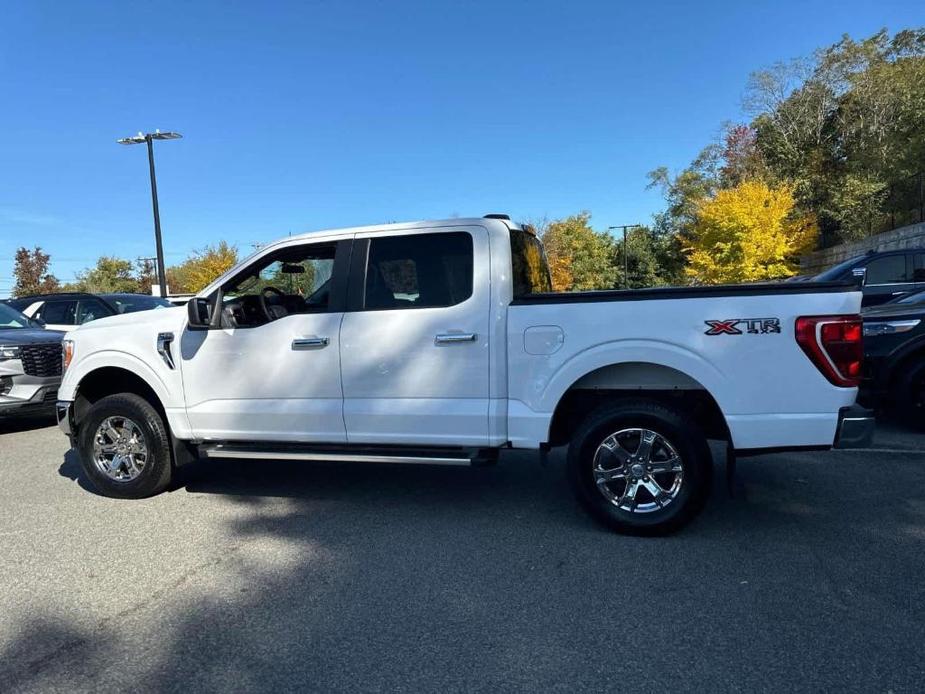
(198, 443), (498, 467)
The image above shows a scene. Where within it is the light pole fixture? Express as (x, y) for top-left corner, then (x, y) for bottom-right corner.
(118, 129), (183, 299)
(608, 224), (641, 289)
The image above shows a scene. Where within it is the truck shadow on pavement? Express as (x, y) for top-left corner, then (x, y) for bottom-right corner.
(20, 442), (925, 691)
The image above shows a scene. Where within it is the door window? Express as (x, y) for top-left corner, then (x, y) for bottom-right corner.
(76, 298), (112, 324)
(363, 232), (473, 310)
(865, 255), (909, 284)
(220, 242), (340, 327)
(36, 300), (77, 325)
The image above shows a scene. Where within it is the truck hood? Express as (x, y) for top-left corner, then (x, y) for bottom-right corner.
(0, 327), (65, 344)
(70, 306), (186, 334)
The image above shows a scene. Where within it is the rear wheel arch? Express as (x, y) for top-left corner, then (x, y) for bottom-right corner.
(546, 362), (729, 448)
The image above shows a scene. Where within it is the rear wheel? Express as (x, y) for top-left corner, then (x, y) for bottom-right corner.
(567, 400), (713, 535)
(77, 393), (173, 498)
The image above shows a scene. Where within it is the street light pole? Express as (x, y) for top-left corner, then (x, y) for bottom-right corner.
(118, 130), (182, 299)
(608, 224), (640, 289)
(145, 137), (168, 300)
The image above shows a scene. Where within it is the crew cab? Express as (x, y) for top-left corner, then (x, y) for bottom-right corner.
(56, 216), (874, 534)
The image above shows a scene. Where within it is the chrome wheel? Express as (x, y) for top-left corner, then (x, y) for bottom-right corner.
(592, 428), (683, 513)
(92, 416), (148, 482)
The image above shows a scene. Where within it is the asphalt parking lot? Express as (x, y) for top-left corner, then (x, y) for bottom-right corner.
(1, 416), (924, 693)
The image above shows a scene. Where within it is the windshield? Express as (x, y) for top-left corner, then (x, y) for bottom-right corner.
(813, 255), (866, 281)
(105, 295), (173, 314)
(0, 302), (35, 329)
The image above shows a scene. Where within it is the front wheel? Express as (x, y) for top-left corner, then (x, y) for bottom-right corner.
(567, 400), (713, 536)
(76, 393), (173, 498)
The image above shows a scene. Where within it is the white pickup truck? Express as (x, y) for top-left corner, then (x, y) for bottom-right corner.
(56, 215), (873, 534)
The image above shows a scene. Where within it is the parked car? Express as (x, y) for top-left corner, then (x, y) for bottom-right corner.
(811, 249), (925, 306)
(0, 302), (64, 416)
(8, 292), (172, 331)
(859, 299), (925, 427)
(56, 215), (872, 535)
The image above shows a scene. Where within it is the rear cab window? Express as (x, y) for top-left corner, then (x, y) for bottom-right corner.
(510, 228), (552, 297)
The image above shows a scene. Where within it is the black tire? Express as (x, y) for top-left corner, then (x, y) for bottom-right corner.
(894, 360), (925, 430)
(567, 399), (713, 536)
(76, 393), (173, 499)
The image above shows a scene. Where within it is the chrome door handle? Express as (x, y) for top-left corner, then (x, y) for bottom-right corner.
(292, 336), (329, 350)
(434, 333), (477, 344)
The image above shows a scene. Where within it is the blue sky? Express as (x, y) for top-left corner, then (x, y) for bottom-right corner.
(0, 0), (921, 296)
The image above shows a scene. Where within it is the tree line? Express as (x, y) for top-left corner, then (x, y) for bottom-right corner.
(8, 28), (922, 297)
(540, 28), (925, 289)
(10, 243), (238, 298)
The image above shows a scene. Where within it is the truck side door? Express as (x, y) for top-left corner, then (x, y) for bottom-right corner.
(180, 238), (350, 442)
(339, 226), (492, 446)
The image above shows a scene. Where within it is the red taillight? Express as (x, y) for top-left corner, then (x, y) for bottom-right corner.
(795, 315), (863, 387)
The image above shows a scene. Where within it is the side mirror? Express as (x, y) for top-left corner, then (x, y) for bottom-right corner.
(187, 297), (214, 328)
(31, 317), (46, 328)
(852, 267), (866, 287)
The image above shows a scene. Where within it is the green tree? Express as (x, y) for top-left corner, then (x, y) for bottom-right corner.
(73, 257), (140, 293)
(12, 246), (59, 297)
(541, 213), (617, 291)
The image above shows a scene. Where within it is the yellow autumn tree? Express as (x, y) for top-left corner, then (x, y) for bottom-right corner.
(170, 241), (239, 293)
(686, 180), (817, 284)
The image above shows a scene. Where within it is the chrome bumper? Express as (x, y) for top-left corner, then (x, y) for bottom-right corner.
(833, 405), (875, 449)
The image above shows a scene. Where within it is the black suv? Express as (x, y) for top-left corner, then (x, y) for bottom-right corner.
(859, 289), (925, 426)
(813, 249), (925, 306)
(6, 292), (173, 330)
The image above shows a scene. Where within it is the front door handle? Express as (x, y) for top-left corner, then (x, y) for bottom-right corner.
(434, 332), (477, 344)
(292, 336), (329, 350)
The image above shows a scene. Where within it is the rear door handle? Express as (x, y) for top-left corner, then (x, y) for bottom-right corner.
(434, 333), (477, 344)
(292, 336), (329, 350)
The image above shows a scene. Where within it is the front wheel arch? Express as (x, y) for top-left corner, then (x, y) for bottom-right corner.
(72, 367), (197, 470)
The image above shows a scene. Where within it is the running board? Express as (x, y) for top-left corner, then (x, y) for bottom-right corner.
(198, 443), (498, 467)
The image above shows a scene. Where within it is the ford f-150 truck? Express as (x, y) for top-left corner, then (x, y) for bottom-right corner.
(56, 215), (874, 534)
